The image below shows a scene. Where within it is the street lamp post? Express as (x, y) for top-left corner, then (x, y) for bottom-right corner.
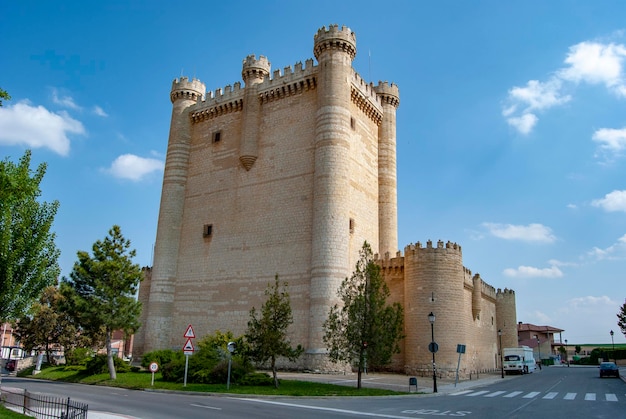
(564, 339), (569, 367)
(610, 330), (615, 362)
(428, 312), (437, 393)
(498, 329), (504, 378)
(537, 336), (541, 369)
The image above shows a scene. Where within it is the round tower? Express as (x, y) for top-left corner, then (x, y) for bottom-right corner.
(240, 55), (270, 170)
(373, 82), (399, 257)
(143, 77), (205, 353)
(403, 240), (466, 373)
(496, 288), (518, 349)
(308, 25), (356, 367)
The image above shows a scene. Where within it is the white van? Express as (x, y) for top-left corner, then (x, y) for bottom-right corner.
(503, 346), (536, 374)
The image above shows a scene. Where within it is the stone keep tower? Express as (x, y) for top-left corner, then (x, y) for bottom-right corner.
(137, 25), (399, 368)
(136, 24), (518, 374)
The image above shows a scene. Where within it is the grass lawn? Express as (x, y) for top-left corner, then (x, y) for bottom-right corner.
(0, 404), (29, 418)
(24, 366), (406, 396)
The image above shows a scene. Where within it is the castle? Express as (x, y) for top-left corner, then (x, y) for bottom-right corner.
(134, 24), (518, 376)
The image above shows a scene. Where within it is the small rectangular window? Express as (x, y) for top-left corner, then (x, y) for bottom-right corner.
(212, 131), (221, 143)
(203, 224), (213, 237)
(350, 117), (355, 130)
(349, 218), (355, 234)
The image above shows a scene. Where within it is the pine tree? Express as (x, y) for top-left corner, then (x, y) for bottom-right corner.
(323, 242), (404, 389)
(245, 275), (303, 388)
(61, 225), (142, 380)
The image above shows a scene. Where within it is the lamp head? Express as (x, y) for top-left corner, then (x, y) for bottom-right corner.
(428, 312), (435, 324)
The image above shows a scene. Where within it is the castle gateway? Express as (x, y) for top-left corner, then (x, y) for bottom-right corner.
(135, 25), (518, 375)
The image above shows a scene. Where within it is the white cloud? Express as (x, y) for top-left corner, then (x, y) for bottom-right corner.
(508, 79), (571, 112)
(592, 127), (626, 158)
(586, 234), (626, 261)
(591, 190), (626, 212)
(51, 88), (81, 110)
(93, 105), (108, 117)
(566, 295), (618, 310)
(105, 154), (164, 181)
(0, 101), (85, 155)
(527, 310), (553, 324)
(506, 113), (538, 135)
(482, 222), (557, 243)
(503, 39), (626, 134)
(503, 265), (563, 278)
(559, 42), (626, 95)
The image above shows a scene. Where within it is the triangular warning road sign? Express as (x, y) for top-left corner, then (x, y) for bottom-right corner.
(183, 338), (195, 353)
(184, 324), (195, 338)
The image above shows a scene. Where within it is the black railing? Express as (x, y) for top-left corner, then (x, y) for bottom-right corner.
(1, 387), (88, 419)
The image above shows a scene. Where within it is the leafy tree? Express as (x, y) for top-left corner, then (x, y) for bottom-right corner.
(245, 275), (303, 388)
(61, 225), (142, 380)
(0, 150), (60, 321)
(575, 345), (581, 355)
(323, 242), (404, 389)
(12, 286), (78, 365)
(618, 299), (626, 337)
(0, 88), (9, 106)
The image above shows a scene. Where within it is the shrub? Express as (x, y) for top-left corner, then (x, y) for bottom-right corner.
(85, 355), (131, 375)
(65, 348), (94, 366)
(159, 331), (254, 384)
(141, 349), (183, 369)
(161, 357), (185, 383)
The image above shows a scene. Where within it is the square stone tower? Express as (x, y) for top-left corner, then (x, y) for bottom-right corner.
(136, 25), (400, 369)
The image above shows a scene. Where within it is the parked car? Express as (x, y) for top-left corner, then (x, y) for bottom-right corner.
(5, 359), (16, 371)
(599, 361), (619, 378)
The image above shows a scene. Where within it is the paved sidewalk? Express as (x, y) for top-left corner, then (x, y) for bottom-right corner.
(277, 370), (508, 395)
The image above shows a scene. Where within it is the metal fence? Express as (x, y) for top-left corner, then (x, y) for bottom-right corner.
(1, 386), (88, 419)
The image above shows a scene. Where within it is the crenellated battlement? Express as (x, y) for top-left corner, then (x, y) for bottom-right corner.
(496, 288), (516, 297)
(404, 239), (463, 256)
(242, 55), (271, 83)
(374, 81), (400, 108)
(190, 82), (244, 123)
(170, 77), (206, 103)
(313, 24), (356, 60)
(482, 280), (497, 300)
(258, 58), (318, 103)
(351, 71), (383, 124)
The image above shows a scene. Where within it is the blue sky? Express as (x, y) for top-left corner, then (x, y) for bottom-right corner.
(2, 1), (625, 345)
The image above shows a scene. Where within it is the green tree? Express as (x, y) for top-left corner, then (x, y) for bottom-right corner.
(12, 286), (79, 365)
(61, 225), (142, 380)
(618, 299), (626, 337)
(245, 275), (303, 388)
(0, 150), (60, 321)
(0, 88), (10, 106)
(575, 345), (581, 355)
(323, 242), (404, 389)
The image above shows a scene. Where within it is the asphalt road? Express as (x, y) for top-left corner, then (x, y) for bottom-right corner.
(2, 366), (625, 418)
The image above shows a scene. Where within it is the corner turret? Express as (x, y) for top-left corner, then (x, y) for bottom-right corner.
(374, 81), (400, 256)
(373, 81), (400, 108)
(313, 24), (356, 61)
(170, 77), (205, 104)
(242, 55), (271, 86)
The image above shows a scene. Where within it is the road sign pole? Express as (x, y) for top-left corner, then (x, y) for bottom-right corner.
(184, 354), (189, 387)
